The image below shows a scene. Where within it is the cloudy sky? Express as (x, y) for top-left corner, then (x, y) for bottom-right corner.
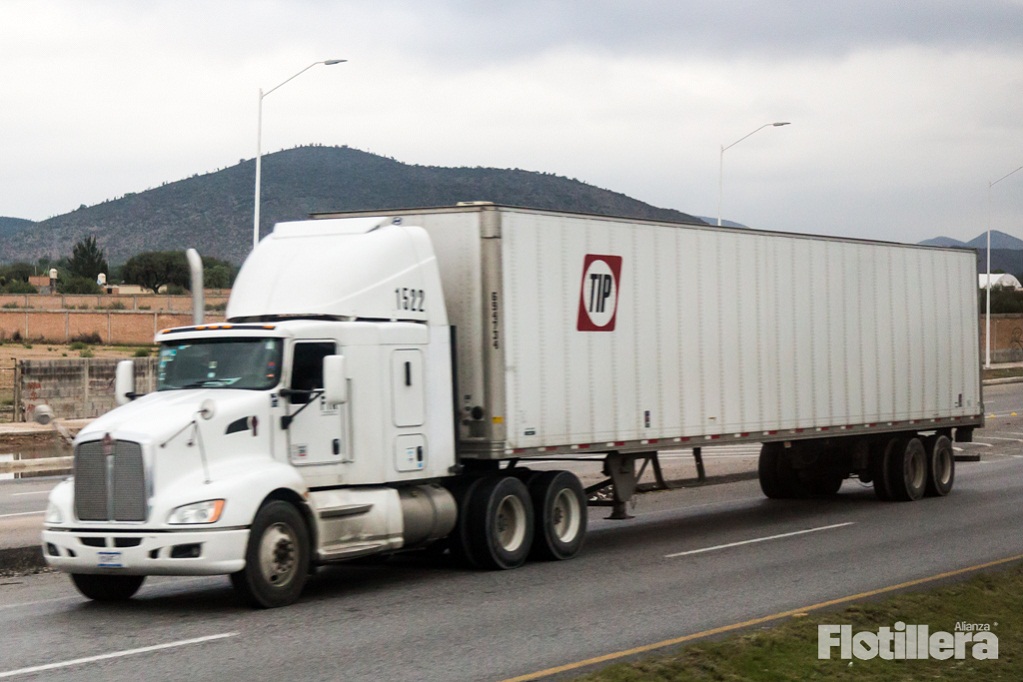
(2, 0), (1022, 244)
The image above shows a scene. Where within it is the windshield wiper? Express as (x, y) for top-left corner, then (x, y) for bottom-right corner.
(181, 380), (227, 389)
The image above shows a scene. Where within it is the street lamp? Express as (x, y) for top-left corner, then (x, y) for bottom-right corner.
(718, 122), (790, 227)
(253, 59), (346, 249)
(985, 163), (1023, 368)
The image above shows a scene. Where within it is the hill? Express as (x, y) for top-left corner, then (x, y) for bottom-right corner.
(967, 230), (1023, 251)
(0, 217), (34, 241)
(2, 146), (705, 265)
(918, 236), (967, 248)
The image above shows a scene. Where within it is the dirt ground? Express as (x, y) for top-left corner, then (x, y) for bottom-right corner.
(0, 342), (151, 446)
(0, 341), (152, 365)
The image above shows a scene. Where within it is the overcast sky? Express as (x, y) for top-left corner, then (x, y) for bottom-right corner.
(2, 0), (1022, 244)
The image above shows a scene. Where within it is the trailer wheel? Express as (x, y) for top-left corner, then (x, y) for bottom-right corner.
(802, 465), (845, 496)
(886, 437), (927, 502)
(871, 439), (898, 500)
(231, 500), (310, 608)
(924, 435), (955, 497)
(528, 471), (587, 561)
(70, 574), (145, 601)
(758, 443), (805, 499)
(466, 475), (534, 569)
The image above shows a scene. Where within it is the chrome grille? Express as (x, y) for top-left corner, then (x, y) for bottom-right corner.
(74, 440), (147, 522)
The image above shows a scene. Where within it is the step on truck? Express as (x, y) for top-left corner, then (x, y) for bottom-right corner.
(42, 204), (983, 607)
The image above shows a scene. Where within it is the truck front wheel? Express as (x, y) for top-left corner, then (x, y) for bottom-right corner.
(71, 573), (145, 601)
(231, 500), (310, 608)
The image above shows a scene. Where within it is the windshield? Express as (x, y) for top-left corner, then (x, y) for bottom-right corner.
(158, 338), (282, 391)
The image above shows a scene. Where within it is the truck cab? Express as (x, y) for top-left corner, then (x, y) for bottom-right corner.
(42, 217), (466, 607)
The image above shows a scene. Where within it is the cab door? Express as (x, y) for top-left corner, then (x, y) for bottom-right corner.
(286, 341), (345, 467)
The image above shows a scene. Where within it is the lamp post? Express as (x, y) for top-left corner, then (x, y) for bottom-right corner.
(718, 122), (790, 227)
(985, 163), (1023, 368)
(254, 59), (346, 250)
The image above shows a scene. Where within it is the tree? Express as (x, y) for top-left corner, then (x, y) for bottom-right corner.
(57, 276), (102, 295)
(0, 262), (34, 284)
(203, 257), (237, 289)
(67, 236), (109, 281)
(121, 251), (190, 294)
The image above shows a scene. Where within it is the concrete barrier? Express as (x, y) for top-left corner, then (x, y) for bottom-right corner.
(0, 455), (72, 475)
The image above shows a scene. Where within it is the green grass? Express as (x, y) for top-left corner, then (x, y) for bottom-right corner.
(571, 563), (1023, 682)
(983, 367), (1023, 381)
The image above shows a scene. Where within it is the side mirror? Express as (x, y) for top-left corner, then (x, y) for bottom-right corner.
(115, 360), (136, 406)
(322, 355), (348, 405)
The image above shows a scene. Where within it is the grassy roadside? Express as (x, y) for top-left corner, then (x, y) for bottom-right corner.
(983, 366), (1023, 382)
(572, 562), (1022, 681)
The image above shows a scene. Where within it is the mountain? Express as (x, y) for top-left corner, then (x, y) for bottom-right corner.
(0, 217), (35, 241)
(1, 146), (705, 265)
(697, 217), (747, 229)
(966, 230), (1023, 251)
(918, 236), (967, 248)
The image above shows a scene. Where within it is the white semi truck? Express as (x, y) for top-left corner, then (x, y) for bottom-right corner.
(42, 204), (983, 607)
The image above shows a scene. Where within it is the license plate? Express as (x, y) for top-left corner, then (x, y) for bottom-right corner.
(97, 551), (123, 568)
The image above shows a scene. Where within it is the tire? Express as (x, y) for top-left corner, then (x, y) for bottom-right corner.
(443, 476), (485, 568)
(925, 435), (955, 497)
(758, 443), (806, 499)
(801, 465), (845, 496)
(70, 573), (145, 601)
(231, 500), (310, 608)
(872, 438), (898, 501)
(886, 437), (927, 502)
(528, 471), (587, 561)
(465, 476), (534, 570)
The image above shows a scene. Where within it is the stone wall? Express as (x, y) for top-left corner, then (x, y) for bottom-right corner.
(15, 358), (159, 423)
(0, 292), (229, 312)
(0, 310), (204, 345)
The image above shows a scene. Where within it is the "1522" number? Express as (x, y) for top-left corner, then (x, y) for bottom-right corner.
(396, 287), (425, 312)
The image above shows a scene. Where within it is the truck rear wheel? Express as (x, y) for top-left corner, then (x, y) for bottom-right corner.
(924, 435), (955, 497)
(528, 471), (587, 561)
(886, 437), (927, 501)
(466, 475), (534, 569)
(231, 500), (310, 608)
(71, 573), (145, 601)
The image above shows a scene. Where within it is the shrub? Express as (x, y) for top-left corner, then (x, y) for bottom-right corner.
(2, 280), (37, 294)
(57, 276), (102, 295)
(70, 332), (102, 345)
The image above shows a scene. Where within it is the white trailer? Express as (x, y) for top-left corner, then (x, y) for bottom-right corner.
(42, 204), (983, 607)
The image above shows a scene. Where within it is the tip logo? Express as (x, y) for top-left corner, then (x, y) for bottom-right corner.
(577, 254), (622, 332)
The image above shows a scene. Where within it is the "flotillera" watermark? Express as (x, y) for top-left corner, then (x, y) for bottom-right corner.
(818, 622), (998, 660)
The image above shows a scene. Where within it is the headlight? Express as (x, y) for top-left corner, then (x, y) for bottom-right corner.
(168, 499), (225, 524)
(45, 502), (64, 524)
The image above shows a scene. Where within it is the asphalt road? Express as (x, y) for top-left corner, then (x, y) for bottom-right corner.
(0, 385), (1020, 681)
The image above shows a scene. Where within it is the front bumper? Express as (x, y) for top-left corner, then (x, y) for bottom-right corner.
(41, 527), (249, 576)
